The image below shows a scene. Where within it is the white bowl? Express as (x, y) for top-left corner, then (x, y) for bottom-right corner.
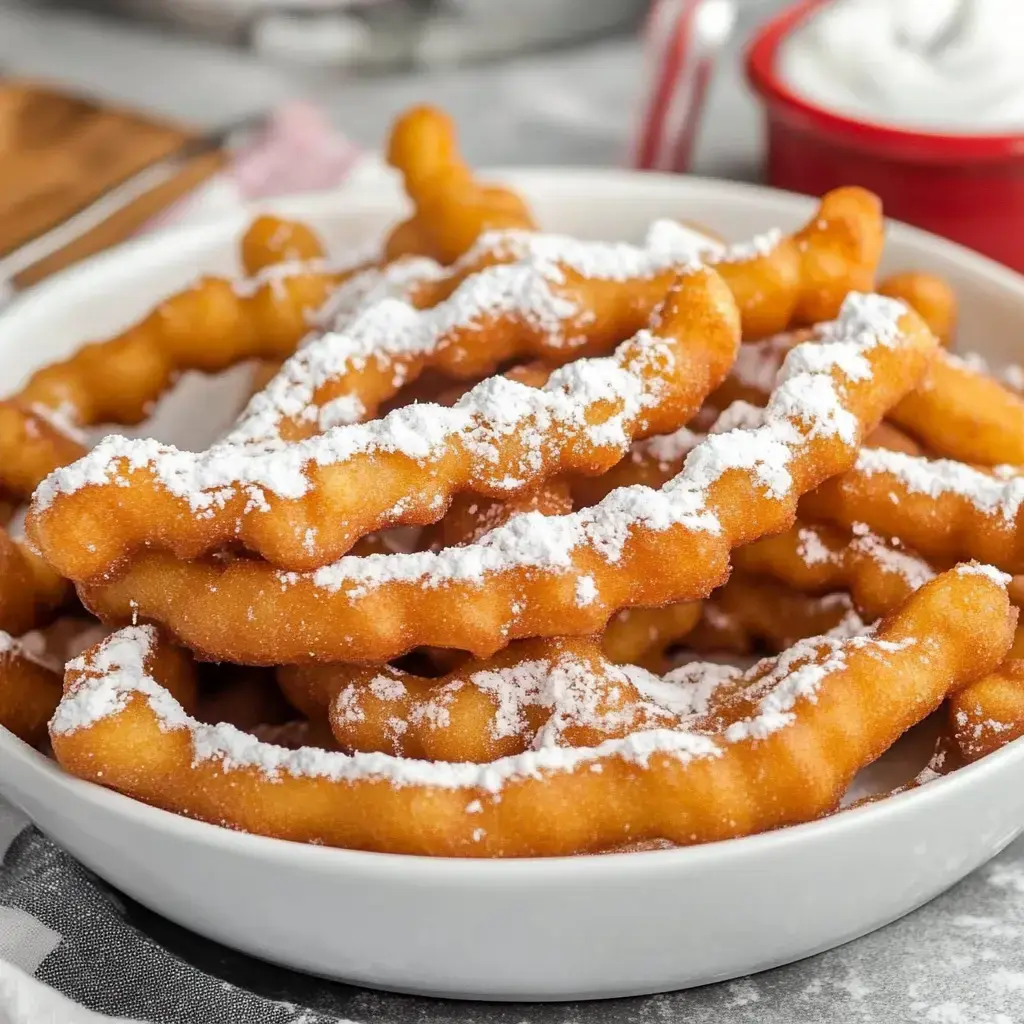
(1, 171), (1023, 1001)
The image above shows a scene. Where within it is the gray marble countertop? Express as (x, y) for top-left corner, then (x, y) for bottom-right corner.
(0, 2), (1022, 1021)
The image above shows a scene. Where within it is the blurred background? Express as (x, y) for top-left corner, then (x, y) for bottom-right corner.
(3, 0), (1021, 280)
(0, 0), (772, 177)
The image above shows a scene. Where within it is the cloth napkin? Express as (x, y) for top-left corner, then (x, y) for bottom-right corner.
(0, 805), (348, 1024)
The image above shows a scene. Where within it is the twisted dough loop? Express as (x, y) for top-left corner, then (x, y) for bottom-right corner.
(51, 569), (1014, 856)
(383, 110), (883, 328)
(878, 271), (956, 347)
(949, 661), (1024, 762)
(284, 638), (683, 763)
(72, 298), (935, 664)
(687, 572), (854, 655)
(240, 215), (330, 276)
(601, 602), (703, 671)
(384, 105), (536, 265)
(714, 327), (1024, 468)
(734, 520), (937, 622)
(886, 353), (1024, 465)
(30, 266), (741, 576)
(802, 450), (1024, 574)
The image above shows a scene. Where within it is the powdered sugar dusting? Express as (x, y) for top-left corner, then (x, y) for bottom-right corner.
(34, 326), (682, 516)
(854, 449), (1024, 523)
(632, 425), (702, 465)
(797, 526), (833, 566)
(723, 629), (914, 743)
(51, 625), (167, 734)
(53, 603), (926, 791)
(854, 532), (936, 589)
(227, 219), (750, 446)
(575, 576), (598, 607)
(956, 563), (1012, 586)
(284, 292), (907, 596)
(230, 256), (335, 299)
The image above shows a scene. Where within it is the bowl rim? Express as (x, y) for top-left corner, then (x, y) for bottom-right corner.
(3, 167), (1024, 875)
(745, 0), (1024, 162)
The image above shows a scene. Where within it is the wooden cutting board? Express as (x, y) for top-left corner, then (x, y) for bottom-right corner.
(0, 80), (226, 284)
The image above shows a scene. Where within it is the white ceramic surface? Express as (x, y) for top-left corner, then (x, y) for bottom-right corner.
(1, 171), (1023, 1001)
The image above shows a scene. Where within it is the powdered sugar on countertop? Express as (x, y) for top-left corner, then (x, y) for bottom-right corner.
(599, 836), (1024, 1024)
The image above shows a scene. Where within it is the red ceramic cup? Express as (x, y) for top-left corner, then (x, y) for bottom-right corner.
(746, 0), (1024, 272)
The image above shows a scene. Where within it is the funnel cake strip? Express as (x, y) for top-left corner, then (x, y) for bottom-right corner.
(289, 638), (688, 763)
(0, 633), (62, 746)
(802, 449), (1024, 573)
(887, 352), (1024, 465)
(30, 267), (741, 575)
(0, 254), (342, 500)
(229, 187), (881, 449)
(735, 521), (1024, 764)
(688, 574), (856, 656)
(383, 105), (537, 266)
(949, 661), (1024, 762)
(734, 520), (938, 621)
(716, 329), (1024, 467)
(601, 602), (704, 671)
(74, 295), (934, 664)
(571, 352), (919, 514)
(51, 569), (1012, 856)
(947, 351), (1024, 394)
(878, 272), (956, 346)
(240, 215), (334, 276)
(0, 526), (71, 637)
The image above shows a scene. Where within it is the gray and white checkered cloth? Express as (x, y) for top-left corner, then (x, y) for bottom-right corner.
(0, 800), (346, 1023)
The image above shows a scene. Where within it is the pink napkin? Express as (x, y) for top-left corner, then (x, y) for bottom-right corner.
(149, 100), (370, 232)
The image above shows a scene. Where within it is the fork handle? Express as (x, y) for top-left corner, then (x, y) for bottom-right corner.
(0, 146), (225, 295)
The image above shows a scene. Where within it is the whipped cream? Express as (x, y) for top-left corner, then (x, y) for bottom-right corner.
(778, 0), (1024, 133)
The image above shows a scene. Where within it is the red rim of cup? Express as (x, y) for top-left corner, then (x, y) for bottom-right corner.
(745, 0), (1024, 165)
